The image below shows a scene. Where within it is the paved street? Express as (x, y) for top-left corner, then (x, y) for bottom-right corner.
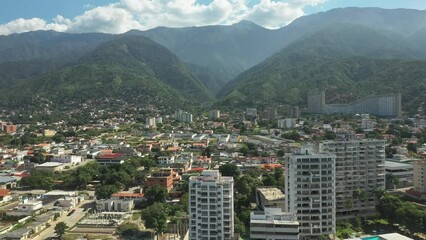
(32, 200), (92, 240)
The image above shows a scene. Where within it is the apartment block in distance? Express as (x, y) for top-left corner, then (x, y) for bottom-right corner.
(319, 139), (385, 218)
(285, 147), (336, 239)
(413, 160), (426, 199)
(189, 170), (234, 240)
(250, 208), (300, 240)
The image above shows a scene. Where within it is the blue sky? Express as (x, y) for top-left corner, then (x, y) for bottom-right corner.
(0, 0), (425, 35)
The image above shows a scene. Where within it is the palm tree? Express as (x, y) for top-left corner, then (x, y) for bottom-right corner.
(54, 222), (68, 239)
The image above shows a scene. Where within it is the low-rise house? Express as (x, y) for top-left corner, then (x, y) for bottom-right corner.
(145, 169), (181, 192)
(0, 176), (17, 189)
(0, 189), (12, 203)
(7, 200), (42, 217)
(191, 142), (206, 149)
(157, 155), (175, 166)
(50, 155), (82, 165)
(194, 156), (211, 165)
(111, 192), (145, 203)
(35, 162), (64, 172)
(96, 199), (134, 212)
(2, 228), (32, 240)
(96, 153), (128, 165)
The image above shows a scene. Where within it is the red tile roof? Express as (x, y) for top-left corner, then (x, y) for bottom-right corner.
(0, 189), (10, 197)
(187, 167), (205, 173)
(112, 192), (144, 198)
(97, 153), (123, 159)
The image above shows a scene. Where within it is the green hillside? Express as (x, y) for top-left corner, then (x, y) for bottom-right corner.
(218, 24), (426, 113)
(0, 36), (213, 110)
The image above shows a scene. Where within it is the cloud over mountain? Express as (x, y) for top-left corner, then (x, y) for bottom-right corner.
(0, 0), (325, 35)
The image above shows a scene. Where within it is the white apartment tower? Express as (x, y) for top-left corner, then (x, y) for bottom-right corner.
(146, 117), (156, 128)
(175, 110), (193, 123)
(319, 139), (385, 218)
(285, 148), (336, 239)
(413, 160), (426, 194)
(189, 170), (234, 240)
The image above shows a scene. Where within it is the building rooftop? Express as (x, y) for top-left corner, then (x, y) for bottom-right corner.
(3, 228), (31, 238)
(43, 190), (76, 196)
(0, 188), (10, 196)
(0, 176), (16, 183)
(379, 233), (413, 240)
(37, 162), (63, 167)
(385, 161), (413, 169)
(257, 188), (285, 201)
(112, 193), (144, 198)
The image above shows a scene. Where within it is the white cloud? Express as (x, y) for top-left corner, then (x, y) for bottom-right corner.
(0, 0), (327, 35)
(0, 17), (69, 35)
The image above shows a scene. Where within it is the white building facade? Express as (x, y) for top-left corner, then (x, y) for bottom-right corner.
(175, 110), (193, 123)
(285, 149), (336, 239)
(189, 170), (234, 240)
(319, 139), (386, 218)
(250, 208), (300, 240)
(413, 160), (426, 195)
(51, 155), (82, 164)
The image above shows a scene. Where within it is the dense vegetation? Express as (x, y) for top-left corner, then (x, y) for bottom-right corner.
(0, 36), (213, 110)
(219, 24), (426, 113)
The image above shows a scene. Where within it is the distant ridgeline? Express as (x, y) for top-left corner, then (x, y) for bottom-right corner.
(307, 91), (401, 117)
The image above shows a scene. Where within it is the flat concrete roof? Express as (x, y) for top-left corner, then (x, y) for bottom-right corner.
(257, 188), (285, 201)
(379, 233), (413, 240)
(37, 162), (63, 167)
(385, 161), (413, 169)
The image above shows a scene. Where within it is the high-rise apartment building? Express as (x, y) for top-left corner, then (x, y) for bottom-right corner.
(318, 139), (385, 218)
(285, 148), (336, 239)
(209, 109), (220, 119)
(175, 110), (193, 123)
(189, 170), (234, 240)
(413, 160), (426, 195)
(145, 117), (156, 128)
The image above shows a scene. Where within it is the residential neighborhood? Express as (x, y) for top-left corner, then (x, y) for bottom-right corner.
(0, 106), (424, 240)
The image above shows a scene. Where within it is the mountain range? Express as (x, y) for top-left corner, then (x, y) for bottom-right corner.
(1, 7), (426, 114)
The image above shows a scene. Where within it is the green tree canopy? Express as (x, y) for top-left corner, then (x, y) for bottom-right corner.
(219, 163), (240, 178)
(141, 202), (169, 235)
(54, 222), (68, 239)
(145, 185), (168, 205)
(95, 184), (118, 199)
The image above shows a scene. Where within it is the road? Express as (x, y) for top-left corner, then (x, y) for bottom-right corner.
(32, 200), (92, 240)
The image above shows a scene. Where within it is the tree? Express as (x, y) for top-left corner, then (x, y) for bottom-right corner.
(277, 149), (285, 158)
(385, 174), (399, 189)
(145, 185), (168, 205)
(219, 163), (240, 178)
(274, 168), (284, 182)
(282, 131), (300, 141)
(20, 171), (54, 190)
(139, 157), (156, 170)
(116, 222), (140, 237)
(234, 216), (246, 236)
(324, 130), (336, 140)
(54, 222), (68, 239)
(239, 145), (249, 156)
(407, 143), (417, 153)
(141, 203), (169, 236)
(262, 174), (277, 186)
(95, 184), (118, 199)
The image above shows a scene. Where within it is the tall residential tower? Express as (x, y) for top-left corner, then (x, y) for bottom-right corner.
(319, 139), (386, 218)
(189, 170), (234, 240)
(285, 148), (336, 239)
